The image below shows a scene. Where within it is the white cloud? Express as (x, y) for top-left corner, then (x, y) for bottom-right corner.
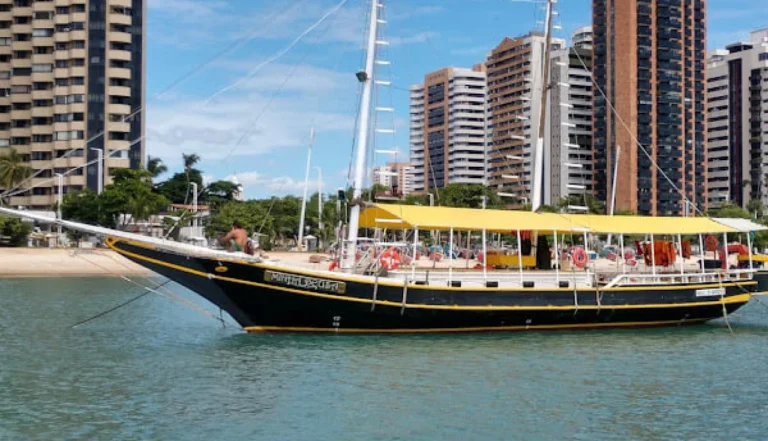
(227, 171), (322, 196)
(388, 5), (444, 20)
(150, 0), (444, 50)
(150, 0), (365, 49)
(390, 31), (440, 46)
(216, 62), (351, 92)
(148, 0), (228, 16)
(145, 63), (356, 163)
(450, 46), (490, 57)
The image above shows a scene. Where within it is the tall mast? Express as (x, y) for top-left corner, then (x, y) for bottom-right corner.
(341, 0), (380, 270)
(531, 0), (555, 211)
(298, 127), (315, 252)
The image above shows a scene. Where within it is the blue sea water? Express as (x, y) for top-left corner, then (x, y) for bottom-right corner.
(1, 277), (768, 441)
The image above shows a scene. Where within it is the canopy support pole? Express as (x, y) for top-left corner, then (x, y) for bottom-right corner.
(699, 234), (706, 275)
(620, 234), (626, 274)
(554, 231), (560, 285)
(517, 230), (524, 285)
(466, 231), (471, 269)
(412, 227), (418, 280)
(747, 231), (754, 271)
(723, 232), (728, 273)
(482, 228), (488, 280)
(582, 230), (589, 271)
(678, 233), (685, 276)
(650, 233), (657, 277)
(449, 227), (454, 284)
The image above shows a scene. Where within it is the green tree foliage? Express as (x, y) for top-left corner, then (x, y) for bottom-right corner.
(706, 204), (750, 219)
(432, 184), (504, 209)
(537, 205), (560, 213)
(0, 148), (33, 201)
(156, 169), (203, 204)
(402, 193), (428, 206)
(746, 199), (765, 218)
(62, 169), (168, 228)
(205, 200), (272, 240)
(146, 155), (168, 179)
(182, 153), (201, 204)
(558, 194), (605, 214)
(0, 215), (32, 246)
(206, 180), (240, 207)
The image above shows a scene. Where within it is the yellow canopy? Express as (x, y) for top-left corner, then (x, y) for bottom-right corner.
(359, 204), (585, 233)
(560, 214), (737, 235)
(359, 204), (742, 235)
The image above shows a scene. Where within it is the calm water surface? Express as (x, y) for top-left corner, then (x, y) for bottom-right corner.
(2, 277), (768, 441)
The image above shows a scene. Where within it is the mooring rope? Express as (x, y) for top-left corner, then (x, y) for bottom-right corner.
(716, 271), (734, 334)
(69, 279), (172, 328)
(72, 252), (236, 329)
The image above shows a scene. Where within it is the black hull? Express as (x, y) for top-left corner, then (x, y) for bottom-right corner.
(107, 238), (753, 333)
(756, 271), (768, 294)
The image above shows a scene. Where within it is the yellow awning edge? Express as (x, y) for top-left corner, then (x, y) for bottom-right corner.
(359, 204), (747, 235)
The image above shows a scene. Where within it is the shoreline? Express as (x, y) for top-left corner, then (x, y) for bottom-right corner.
(0, 248), (152, 278)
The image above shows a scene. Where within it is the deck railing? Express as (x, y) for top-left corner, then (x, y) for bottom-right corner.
(602, 269), (755, 289)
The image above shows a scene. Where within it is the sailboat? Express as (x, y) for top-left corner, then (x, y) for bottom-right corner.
(0, 0), (764, 333)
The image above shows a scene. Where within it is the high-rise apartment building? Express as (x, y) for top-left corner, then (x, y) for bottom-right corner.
(547, 27), (594, 204)
(486, 32), (564, 207)
(1, 0), (144, 209)
(707, 29), (768, 208)
(410, 66), (487, 193)
(372, 161), (414, 196)
(592, 0), (707, 215)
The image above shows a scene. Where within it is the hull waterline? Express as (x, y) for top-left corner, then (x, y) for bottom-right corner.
(107, 238), (753, 333)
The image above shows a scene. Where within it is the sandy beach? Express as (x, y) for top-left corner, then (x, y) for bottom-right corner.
(0, 248), (152, 278)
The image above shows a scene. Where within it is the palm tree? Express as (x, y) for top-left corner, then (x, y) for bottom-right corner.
(182, 153), (200, 204)
(146, 155), (167, 179)
(0, 148), (33, 205)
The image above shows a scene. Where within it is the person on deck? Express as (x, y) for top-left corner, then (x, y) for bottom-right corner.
(220, 221), (252, 254)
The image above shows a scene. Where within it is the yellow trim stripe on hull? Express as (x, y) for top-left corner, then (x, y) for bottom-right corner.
(106, 237), (756, 293)
(244, 318), (715, 334)
(104, 238), (753, 312)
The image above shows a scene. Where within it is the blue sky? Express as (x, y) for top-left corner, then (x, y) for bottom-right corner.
(146, 0), (768, 199)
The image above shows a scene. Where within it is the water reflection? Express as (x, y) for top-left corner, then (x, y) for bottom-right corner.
(1, 279), (767, 441)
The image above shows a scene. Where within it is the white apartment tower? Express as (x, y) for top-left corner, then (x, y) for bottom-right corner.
(372, 161), (413, 196)
(486, 32), (565, 207)
(410, 65), (487, 193)
(547, 27), (594, 205)
(707, 29), (768, 208)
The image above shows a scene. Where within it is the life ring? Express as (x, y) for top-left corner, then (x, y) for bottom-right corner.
(572, 247), (588, 268)
(719, 244), (748, 269)
(328, 261), (338, 271)
(379, 248), (401, 271)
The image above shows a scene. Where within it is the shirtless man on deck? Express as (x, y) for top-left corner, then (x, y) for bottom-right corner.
(220, 221), (250, 254)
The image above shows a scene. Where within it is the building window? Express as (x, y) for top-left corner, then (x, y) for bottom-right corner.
(760, 53), (768, 62)
(32, 64), (52, 72)
(32, 29), (53, 37)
